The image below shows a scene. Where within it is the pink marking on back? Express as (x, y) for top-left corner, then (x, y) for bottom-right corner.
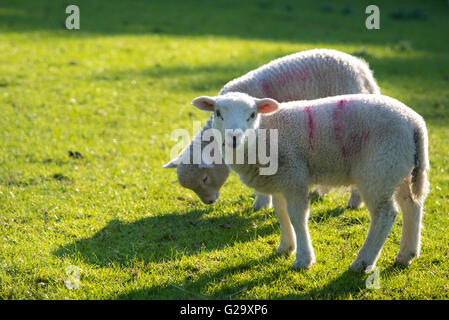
(260, 79), (273, 97)
(291, 67), (311, 82)
(332, 99), (369, 157)
(333, 99), (349, 156)
(338, 99), (348, 107)
(348, 130), (370, 155)
(304, 106), (315, 151)
(277, 72), (289, 86)
(259, 68), (310, 101)
(277, 68), (311, 87)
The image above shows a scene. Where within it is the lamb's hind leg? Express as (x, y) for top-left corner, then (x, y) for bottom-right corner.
(314, 186), (363, 209)
(314, 185), (330, 198)
(252, 192), (272, 210)
(350, 194), (398, 272)
(347, 187), (363, 209)
(272, 194), (295, 255)
(394, 176), (423, 266)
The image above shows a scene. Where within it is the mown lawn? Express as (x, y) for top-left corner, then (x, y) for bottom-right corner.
(0, 0), (448, 299)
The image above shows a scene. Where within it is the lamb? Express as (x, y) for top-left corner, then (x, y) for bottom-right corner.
(192, 92), (429, 272)
(164, 49), (380, 209)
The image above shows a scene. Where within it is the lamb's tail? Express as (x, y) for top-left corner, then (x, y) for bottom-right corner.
(411, 124), (430, 202)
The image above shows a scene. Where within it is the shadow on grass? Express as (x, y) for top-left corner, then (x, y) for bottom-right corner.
(111, 253), (284, 300)
(280, 269), (367, 299)
(0, 0), (446, 50)
(310, 207), (347, 224)
(53, 206), (280, 266)
(53, 200), (368, 299)
(111, 257), (367, 299)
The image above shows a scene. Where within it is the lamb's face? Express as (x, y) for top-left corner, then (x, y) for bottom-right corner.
(192, 93), (279, 150)
(177, 163), (230, 204)
(214, 98), (258, 149)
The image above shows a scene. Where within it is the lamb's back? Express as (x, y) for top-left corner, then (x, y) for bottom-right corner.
(220, 49), (380, 101)
(261, 94), (419, 184)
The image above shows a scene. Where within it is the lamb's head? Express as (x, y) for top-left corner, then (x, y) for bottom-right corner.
(163, 160), (230, 204)
(192, 92), (279, 150)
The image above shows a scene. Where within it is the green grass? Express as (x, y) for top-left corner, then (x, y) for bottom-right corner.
(0, 0), (448, 299)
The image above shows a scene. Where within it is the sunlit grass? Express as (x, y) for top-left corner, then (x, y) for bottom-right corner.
(0, 0), (448, 299)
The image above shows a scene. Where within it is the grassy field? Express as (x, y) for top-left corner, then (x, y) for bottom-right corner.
(0, 0), (448, 300)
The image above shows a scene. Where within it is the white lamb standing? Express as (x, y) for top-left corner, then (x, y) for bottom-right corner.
(192, 92), (429, 272)
(164, 49), (380, 210)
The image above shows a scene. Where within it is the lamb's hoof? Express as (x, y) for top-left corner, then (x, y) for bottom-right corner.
(394, 252), (418, 267)
(349, 259), (372, 272)
(346, 203), (361, 209)
(292, 257), (315, 270)
(276, 244), (295, 255)
(346, 199), (362, 209)
(251, 198), (272, 211)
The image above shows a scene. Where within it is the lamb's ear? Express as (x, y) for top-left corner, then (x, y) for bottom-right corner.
(256, 98), (279, 114)
(162, 160), (178, 169)
(192, 96), (216, 112)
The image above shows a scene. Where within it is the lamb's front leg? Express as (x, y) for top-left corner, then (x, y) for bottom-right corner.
(283, 189), (315, 270)
(272, 194), (295, 255)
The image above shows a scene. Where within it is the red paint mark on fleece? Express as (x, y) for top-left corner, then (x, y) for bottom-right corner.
(261, 79), (273, 97)
(348, 131), (370, 156)
(279, 67), (311, 86)
(304, 106), (315, 150)
(332, 99), (370, 157)
(332, 99), (348, 155)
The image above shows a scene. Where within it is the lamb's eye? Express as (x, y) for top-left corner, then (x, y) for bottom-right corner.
(216, 110), (222, 119)
(247, 112), (256, 121)
(202, 176), (208, 184)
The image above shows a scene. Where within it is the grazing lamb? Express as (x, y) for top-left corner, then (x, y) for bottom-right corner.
(192, 92), (429, 272)
(164, 49), (380, 209)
